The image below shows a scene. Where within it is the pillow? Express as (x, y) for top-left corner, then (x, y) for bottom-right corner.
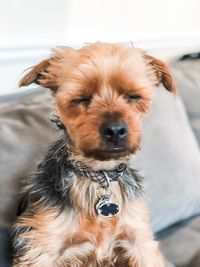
(133, 89), (200, 232)
(0, 89), (58, 226)
(171, 59), (200, 145)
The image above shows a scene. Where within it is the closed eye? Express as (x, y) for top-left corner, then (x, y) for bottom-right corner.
(126, 93), (142, 102)
(71, 96), (92, 105)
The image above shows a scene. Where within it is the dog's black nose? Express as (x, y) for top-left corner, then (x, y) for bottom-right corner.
(100, 122), (128, 144)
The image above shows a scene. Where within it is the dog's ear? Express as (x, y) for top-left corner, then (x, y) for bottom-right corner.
(19, 58), (58, 91)
(144, 54), (176, 94)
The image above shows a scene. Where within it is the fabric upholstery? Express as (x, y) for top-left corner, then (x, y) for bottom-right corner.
(158, 216), (200, 267)
(134, 89), (200, 232)
(171, 59), (200, 146)
(0, 89), (58, 226)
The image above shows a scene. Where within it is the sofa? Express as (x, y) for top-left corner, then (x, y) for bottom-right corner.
(0, 56), (200, 267)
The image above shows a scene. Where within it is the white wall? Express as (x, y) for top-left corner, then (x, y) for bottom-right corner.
(0, 0), (200, 94)
(1, 0), (200, 47)
(0, 0), (67, 47)
(0, 0), (68, 94)
(64, 0), (200, 43)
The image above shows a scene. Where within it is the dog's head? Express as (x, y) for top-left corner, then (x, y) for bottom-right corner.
(20, 42), (176, 161)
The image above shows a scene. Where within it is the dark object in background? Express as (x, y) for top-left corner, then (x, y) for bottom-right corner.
(180, 52), (200, 61)
(0, 228), (12, 267)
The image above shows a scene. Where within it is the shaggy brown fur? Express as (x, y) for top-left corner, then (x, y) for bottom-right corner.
(13, 42), (176, 267)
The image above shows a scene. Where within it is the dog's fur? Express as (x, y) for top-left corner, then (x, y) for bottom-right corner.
(12, 42), (176, 267)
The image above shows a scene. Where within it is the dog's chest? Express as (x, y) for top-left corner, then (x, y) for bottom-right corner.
(77, 215), (119, 244)
(59, 214), (121, 265)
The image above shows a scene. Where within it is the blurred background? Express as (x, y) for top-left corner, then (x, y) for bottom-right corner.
(0, 1), (200, 267)
(0, 0), (200, 94)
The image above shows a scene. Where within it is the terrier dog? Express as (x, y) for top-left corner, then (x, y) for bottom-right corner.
(13, 42), (176, 267)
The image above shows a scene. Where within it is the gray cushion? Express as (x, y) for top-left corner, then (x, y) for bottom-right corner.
(165, 261), (175, 267)
(134, 89), (200, 232)
(0, 88), (58, 226)
(171, 59), (200, 145)
(158, 216), (200, 267)
(168, 263), (175, 267)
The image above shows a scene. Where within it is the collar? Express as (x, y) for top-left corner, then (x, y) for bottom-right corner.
(69, 159), (127, 188)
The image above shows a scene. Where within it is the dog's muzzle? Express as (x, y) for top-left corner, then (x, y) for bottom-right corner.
(100, 121), (128, 145)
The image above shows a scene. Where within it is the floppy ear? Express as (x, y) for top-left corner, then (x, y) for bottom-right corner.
(19, 58), (58, 91)
(145, 54), (176, 94)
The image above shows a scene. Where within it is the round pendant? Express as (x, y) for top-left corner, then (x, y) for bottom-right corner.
(96, 197), (120, 218)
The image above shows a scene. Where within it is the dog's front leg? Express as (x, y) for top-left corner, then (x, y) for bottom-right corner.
(113, 238), (164, 267)
(12, 208), (72, 267)
(118, 198), (165, 267)
(12, 208), (97, 267)
(127, 239), (165, 267)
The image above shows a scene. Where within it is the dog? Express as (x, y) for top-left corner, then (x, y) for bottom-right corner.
(12, 42), (176, 267)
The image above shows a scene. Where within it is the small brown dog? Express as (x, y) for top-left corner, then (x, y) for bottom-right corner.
(13, 42), (176, 267)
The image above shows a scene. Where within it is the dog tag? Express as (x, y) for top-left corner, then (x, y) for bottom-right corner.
(96, 196), (120, 218)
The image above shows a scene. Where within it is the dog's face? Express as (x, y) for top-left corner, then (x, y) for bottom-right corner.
(20, 42), (176, 161)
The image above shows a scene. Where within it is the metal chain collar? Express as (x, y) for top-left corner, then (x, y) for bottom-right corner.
(69, 159), (126, 188)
